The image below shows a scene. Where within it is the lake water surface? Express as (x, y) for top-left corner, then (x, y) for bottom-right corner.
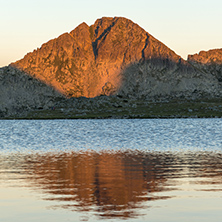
(0, 119), (221, 221)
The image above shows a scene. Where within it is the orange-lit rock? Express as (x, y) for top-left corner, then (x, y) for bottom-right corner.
(188, 48), (222, 64)
(12, 17), (181, 98)
(188, 48), (222, 82)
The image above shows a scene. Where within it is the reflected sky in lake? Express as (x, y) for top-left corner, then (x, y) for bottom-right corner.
(0, 119), (222, 221)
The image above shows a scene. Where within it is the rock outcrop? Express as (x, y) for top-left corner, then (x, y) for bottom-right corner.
(0, 66), (64, 117)
(188, 48), (222, 83)
(188, 48), (222, 64)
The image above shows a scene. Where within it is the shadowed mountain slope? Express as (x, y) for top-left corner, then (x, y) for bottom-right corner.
(0, 66), (64, 117)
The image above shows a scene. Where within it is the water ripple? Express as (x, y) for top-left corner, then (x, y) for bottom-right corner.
(0, 119), (221, 153)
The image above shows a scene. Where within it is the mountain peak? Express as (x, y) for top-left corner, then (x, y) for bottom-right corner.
(70, 22), (89, 37)
(12, 17), (183, 98)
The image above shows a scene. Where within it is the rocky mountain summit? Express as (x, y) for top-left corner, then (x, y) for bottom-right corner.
(1, 17), (222, 118)
(11, 17), (181, 98)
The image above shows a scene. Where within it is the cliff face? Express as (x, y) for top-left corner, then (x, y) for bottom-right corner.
(11, 17), (182, 98)
(188, 49), (222, 83)
(188, 49), (222, 64)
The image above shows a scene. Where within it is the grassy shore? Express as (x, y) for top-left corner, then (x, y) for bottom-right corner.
(8, 97), (222, 119)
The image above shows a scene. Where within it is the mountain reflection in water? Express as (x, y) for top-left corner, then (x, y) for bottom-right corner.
(1, 150), (222, 219)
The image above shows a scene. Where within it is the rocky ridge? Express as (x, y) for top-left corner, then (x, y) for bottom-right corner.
(188, 48), (222, 83)
(188, 48), (222, 64)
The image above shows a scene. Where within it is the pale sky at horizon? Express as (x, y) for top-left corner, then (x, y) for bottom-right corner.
(1, 0), (222, 67)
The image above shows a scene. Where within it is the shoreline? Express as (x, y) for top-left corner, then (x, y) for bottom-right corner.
(2, 97), (222, 120)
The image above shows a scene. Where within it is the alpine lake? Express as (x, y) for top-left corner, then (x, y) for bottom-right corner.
(0, 119), (221, 222)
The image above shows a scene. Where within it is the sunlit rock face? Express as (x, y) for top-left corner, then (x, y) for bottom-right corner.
(11, 17), (182, 98)
(188, 49), (222, 83)
(188, 49), (222, 64)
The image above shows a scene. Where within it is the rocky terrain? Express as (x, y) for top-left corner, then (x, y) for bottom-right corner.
(188, 48), (222, 82)
(11, 17), (181, 98)
(1, 17), (222, 118)
(0, 66), (64, 117)
(188, 48), (222, 64)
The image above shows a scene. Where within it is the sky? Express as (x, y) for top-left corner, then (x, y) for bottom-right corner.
(1, 0), (222, 67)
